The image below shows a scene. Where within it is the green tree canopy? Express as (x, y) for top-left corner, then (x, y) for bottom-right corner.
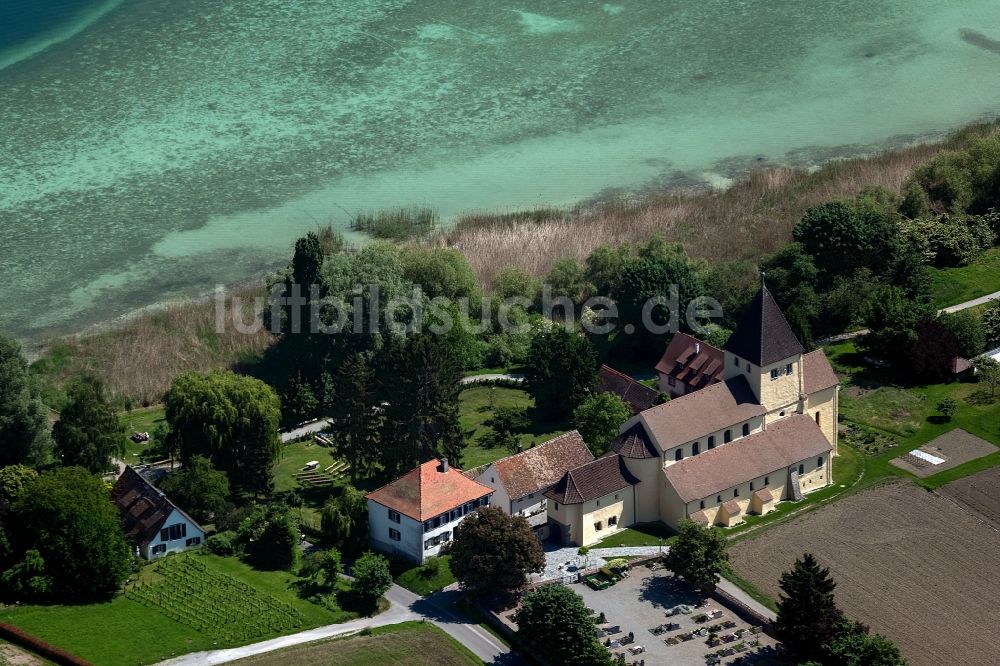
(525, 327), (598, 420)
(515, 584), (613, 666)
(320, 486), (368, 556)
(0, 336), (51, 468)
(351, 552), (392, 608)
(0, 464), (38, 511)
(157, 455), (230, 524)
(449, 506), (545, 593)
(164, 370), (282, 497)
(793, 201), (901, 285)
(663, 519), (729, 590)
(939, 310), (987, 358)
(6, 467), (130, 600)
(823, 620), (908, 666)
(774, 552), (844, 663)
(573, 393), (631, 455)
(612, 254), (704, 353)
(546, 257), (590, 305)
(401, 247), (480, 301)
(329, 353), (381, 484)
(860, 286), (934, 370)
(52, 375), (124, 474)
(585, 243), (632, 297)
(493, 266), (540, 302)
(482, 406), (530, 453)
(249, 507), (299, 571)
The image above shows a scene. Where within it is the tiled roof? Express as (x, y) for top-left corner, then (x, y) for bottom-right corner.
(611, 422), (659, 459)
(802, 350), (839, 394)
(639, 376), (765, 449)
(664, 414), (832, 503)
(597, 365), (659, 414)
(753, 488), (775, 504)
(366, 459), (492, 521)
(689, 510), (710, 526)
(722, 499), (742, 516)
(655, 333), (725, 392)
(112, 466), (202, 549)
(952, 356), (973, 374)
(724, 286), (804, 367)
(492, 431), (595, 500)
(544, 454), (640, 505)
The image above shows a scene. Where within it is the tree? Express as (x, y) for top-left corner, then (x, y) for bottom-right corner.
(612, 255), (704, 353)
(320, 486), (368, 556)
(525, 327), (598, 420)
(401, 247), (479, 301)
(899, 180), (931, 219)
(52, 375), (124, 474)
(910, 319), (960, 383)
(7, 467), (130, 600)
(322, 548), (343, 583)
(0, 464), (37, 512)
(515, 584), (613, 666)
(585, 243), (632, 297)
(377, 333), (466, 474)
(972, 356), (1000, 397)
(351, 552), (392, 608)
(823, 620), (908, 666)
(774, 553), (843, 663)
(940, 311), (987, 359)
(493, 266), (540, 302)
(663, 519), (728, 590)
(329, 354), (381, 483)
(0, 336), (51, 467)
(164, 370), (282, 497)
(449, 507), (545, 593)
(860, 286), (932, 369)
(249, 507), (298, 571)
(482, 407), (529, 453)
(573, 393), (631, 455)
(0, 549), (51, 599)
(157, 456), (230, 523)
(546, 257), (590, 305)
(935, 397), (958, 422)
(793, 201), (900, 286)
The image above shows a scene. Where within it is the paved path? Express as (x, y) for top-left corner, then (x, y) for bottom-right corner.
(939, 290), (1000, 313)
(460, 373), (525, 385)
(155, 584), (517, 665)
(717, 576), (777, 622)
(279, 419), (331, 443)
(536, 544), (668, 582)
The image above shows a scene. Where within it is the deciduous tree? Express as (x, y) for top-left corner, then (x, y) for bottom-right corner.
(515, 584), (613, 666)
(0, 336), (51, 467)
(823, 620), (908, 666)
(52, 375), (124, 474)
(573, 393), (631, 455)
(351, 552), (392, 608)
(449, 506), (544, 593)
(157, 455), (230, 523)
(663, 519), (728, 590)
(483, 406), (529, 453)
(525, 327), (598, 420)
(320, 486), (368, 556)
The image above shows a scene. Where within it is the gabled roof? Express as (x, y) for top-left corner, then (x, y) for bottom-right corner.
(366, 459), (492, 521)
(753, 488), (775, 504)
(639, 376), (766, 449)
(112, 466), (203, 549)
(724, 286), (804, 367)
(491, 431), (595, 500)
(544, 454), (640, 505)
(611, 422), (659, 459)
(721, 499), (742, 516)
(655, 333), (724, 391)
(664, 414), (832, 503)
(597, 365), (659, 414)
(802, 349), (839, 394)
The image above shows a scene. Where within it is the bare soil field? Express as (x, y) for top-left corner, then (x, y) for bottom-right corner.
(889, 428), (997, 478)
(729, 481), (1000, 666)
(939, 466), (1000, 527)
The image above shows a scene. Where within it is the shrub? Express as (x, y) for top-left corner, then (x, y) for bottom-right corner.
(205, 530), (239, 556)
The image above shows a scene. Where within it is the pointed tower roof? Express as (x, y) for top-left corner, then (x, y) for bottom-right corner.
(723, 285), (803, 367)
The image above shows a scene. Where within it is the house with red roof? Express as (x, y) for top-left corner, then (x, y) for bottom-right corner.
(365, 458), (493, 563)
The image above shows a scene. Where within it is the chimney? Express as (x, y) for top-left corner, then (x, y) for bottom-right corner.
(440, 458), (449, 473)
(695, 342), (701, 354)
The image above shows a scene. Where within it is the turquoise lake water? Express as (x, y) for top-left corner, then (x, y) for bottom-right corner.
(3, 0), (1000, 340)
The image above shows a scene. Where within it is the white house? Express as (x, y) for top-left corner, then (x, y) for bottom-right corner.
(112, 466), (206, 559)
(366, 458), (493, 564)
(473, 430), (594, 535)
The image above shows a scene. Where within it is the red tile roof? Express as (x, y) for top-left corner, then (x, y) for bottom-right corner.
(597, 365), (659, 413)
(655, 333), (724, 392)
(544, 454), (639, 505)
(753, 488), (775, 504)
(112, 466), (203, 549)
(664, 414), (832, 503)
(366, 459), (493, 521)
(802, 350), (839, 394)
(492, 431), (594, 500)
(640, 376), (766, 449)
(722, 499), (742, 516)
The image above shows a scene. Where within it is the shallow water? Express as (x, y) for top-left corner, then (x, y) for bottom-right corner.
(3, 0), (1000, 340)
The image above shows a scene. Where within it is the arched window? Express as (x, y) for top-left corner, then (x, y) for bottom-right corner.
(815, 411), (821, 425)
(750, 481), (755, 491)
(798, 464), (805, 475)
(675, 449), (683, 461)
(779, 411), (785, 417)
(734, 488), (739, 498)
(699, 500), (705, 510)
(742, 423), (750, 437)
(817, 456), (824, 467)
(708, 435), (715, 449)
(724, 430), (732, 443)
(692, 441), (700, 455)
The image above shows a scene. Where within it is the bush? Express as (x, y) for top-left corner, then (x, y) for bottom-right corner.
(205, 531), (239, 556)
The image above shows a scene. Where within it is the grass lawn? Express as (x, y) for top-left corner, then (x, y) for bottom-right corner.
(594, 521), (676, 548)
(394, 556), (456, 596)
(0, 553), (359, 666)
(458, 387), (567, 470)
(273, 438), (342, 493)
(118, 405), (166, 465)
(230, 621), (482, 666)
(929, 247), (1000, 308)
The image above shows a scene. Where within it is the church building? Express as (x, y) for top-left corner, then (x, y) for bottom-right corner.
(544, 285), (840, 545)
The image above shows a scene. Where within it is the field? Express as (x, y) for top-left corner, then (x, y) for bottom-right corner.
(230, 621), (481, 666)
(457, 386), (566, 470)
(939, 466), (1000, 527)
(928, 247), (1000, 308)
(889, 428), (996, 478)
(729, 481), (1000, 666)
(0, 554), (355, 666)
(119, 405), (166, 465)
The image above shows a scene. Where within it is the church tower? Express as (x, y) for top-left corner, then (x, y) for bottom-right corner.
(722, 283), (805, 416)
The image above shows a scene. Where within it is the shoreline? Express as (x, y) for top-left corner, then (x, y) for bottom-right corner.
(0, 0), (126, 72)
